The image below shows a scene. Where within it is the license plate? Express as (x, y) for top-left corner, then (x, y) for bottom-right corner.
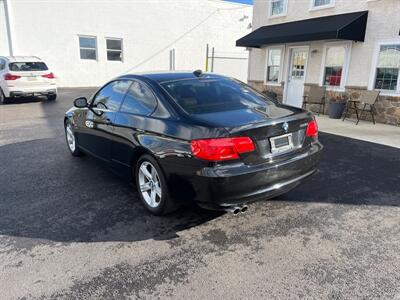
(270, 133), (294, 154)
(27, 76), (37, 81)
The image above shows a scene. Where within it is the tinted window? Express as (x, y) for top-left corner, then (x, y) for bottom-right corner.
(161, 77), (272, 114)
(92, 80), (130, 111)
(0, 59), (5, 70)
(120, 80), (157, 115)
(9, 62), (48, 71)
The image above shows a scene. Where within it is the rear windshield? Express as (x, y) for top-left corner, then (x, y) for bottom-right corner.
(9, 62), (48, 72)
(161, 77), (274, 114)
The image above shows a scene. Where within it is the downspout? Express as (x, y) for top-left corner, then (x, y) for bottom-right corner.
(3, 0), (14, 56)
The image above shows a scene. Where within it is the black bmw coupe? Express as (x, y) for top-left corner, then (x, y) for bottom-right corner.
(64, 71), (322, 215)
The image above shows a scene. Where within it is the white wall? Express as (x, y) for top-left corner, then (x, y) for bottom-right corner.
(248, 0), (400, 88)
(4, 0), (252, 86)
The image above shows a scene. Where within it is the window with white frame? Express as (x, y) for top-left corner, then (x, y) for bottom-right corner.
(270, 0), (287, 17)
(322, 46), (347, 87)
(311, 0), (334, 9)
(374, 44), (400, 91)
(265, 48), (283, 83)
(106, 38), (123, 61)
(79, 36), (97, 60)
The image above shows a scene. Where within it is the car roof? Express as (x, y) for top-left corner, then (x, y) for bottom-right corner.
(121, 71), (227, 83)
(0, 56), (43, 63)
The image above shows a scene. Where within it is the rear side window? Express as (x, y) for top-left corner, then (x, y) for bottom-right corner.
(120, 80), (157, 116)
(9, 62), (48, 72)
(161, 77), (272, 114)
(0, 59), (5, 70)
(92, 80), (131, 111)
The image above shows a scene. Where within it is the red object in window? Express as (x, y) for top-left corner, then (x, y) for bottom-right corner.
(191, 137), (255, 161)
(328, 69), (342, 86)
(42, 72), (55, 79)
(306, 119), (318, 138)
(4, 73), (21, 80)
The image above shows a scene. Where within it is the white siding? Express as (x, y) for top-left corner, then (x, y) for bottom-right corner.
(4, 0), (252, 86)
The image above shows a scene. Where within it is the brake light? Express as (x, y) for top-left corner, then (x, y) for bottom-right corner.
(306, 119), (318, 138)
(191, 137), (255, 161)
(4, 73), (21, 80)
(42, 72), (55, 79)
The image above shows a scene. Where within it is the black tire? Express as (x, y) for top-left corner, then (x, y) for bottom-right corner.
(64, 120), (84, 157)
(47, 94), (57, 101)
(135, 154), (178, 216)
(0, 89), (9, 104)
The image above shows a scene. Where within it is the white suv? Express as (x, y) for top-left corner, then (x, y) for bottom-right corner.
(0, 56), (57, 104)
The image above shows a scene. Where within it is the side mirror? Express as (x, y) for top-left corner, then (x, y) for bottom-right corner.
(74, 97), (88, 108)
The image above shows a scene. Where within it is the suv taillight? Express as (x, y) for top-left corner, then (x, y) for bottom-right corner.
(306, 119), (318, 138)
(191, 137), (255, 161)
(4, 73), (21, 80)
(42, 72), (55, 79)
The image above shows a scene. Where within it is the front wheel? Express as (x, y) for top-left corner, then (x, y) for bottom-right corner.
(64, 120), (84, 156)
(135, 154), (178, 215)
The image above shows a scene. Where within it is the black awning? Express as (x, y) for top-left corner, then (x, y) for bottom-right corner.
(236, 11), (368, 48)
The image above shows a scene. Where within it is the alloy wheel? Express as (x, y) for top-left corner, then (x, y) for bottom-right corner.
(66, 123), (76, 152)
(138, 161), (162, 208)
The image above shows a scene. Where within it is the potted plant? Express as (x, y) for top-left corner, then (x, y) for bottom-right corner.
(328, 94), (347, 119)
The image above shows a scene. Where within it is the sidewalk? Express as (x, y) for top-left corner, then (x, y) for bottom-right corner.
(316, 115), (400, 149)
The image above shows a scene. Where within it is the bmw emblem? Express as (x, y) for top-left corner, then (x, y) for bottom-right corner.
(282, 122), (289, 132)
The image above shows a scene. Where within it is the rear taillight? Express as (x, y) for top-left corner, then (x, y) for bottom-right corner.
(42, 72), (55, 79)
(306, 119), (318, 138)
(191, 137), (255, 161)
(4, 73), (21, 80)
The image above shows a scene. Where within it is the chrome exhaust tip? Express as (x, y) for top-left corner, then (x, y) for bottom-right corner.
(225, 206), (242, 215)
(240, 205), (248, 214)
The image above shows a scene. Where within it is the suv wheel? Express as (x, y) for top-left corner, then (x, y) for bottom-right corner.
(0, 89), (8, 104)
(47, 94), (57, 101)
(135, 154), (178, 215)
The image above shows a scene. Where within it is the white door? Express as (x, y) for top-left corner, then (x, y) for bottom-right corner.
(285, 48), (308, 108)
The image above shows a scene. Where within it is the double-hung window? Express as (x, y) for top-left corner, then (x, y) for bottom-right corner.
(106, 38), (123, 62)
(374, 44), (400, 92)
(321, 43), (350, 88)
(79, 36), (97, 60)
(311, 0), (334, 10)
(269, 0), (287, 17)
(265, 47), (283, 84)
(323, 46), (345, 87)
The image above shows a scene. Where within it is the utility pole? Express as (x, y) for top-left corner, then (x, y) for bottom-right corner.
(3, 0), (14, 56)
(205, 44), (209, 72)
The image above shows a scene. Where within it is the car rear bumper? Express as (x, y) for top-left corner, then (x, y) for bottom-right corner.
(164, 142), (323, 209)
(4, 86), (57, 97)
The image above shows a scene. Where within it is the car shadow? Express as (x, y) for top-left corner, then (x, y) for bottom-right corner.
(0, 138), (223, 243)
(0, 132), (398, 244)
(3, 95), (48, 104)
(275, 132), (400, 206)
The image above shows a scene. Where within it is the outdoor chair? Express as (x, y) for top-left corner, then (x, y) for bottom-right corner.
(342, 90), (380, 125)
(302, 85), (326, 115)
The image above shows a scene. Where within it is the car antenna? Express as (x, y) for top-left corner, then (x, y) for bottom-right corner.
(193, 69), (202, 77)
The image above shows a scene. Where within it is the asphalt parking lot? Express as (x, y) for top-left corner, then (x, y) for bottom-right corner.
(1, 89), (400, 299)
